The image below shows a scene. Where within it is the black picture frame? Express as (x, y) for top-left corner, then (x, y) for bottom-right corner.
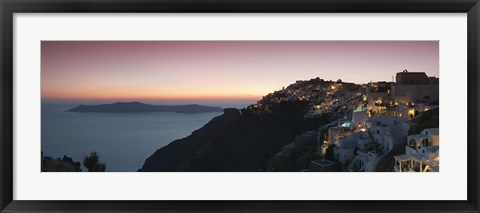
(1, 0), (479, 212)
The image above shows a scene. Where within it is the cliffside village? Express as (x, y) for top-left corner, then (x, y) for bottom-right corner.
(257, 70), (439, 172)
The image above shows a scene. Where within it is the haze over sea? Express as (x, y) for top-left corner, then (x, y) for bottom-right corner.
(41, 100), (254, 172)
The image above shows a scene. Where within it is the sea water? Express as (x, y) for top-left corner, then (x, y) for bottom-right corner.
(41, 102), (251, 172)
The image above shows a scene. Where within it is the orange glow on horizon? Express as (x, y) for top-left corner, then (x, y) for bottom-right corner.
(41, 83), (268, 101)
(42, 93), (263, 101)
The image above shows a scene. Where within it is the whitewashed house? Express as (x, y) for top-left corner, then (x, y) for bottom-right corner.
(393, 146), (439, 172)
(422, 128), (439, 145)
(357, 136), (375, 153)
(367, 116), (410, 154)
(349, 150), (378, 172)
(333, 131), (370, 164)
(352, 111), (369, 129)
(393, 128), (440, 172)
(406, 128), (439, 155)
(328, 126), (353, 146)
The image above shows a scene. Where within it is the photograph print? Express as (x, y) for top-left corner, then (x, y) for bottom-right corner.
(41, 41), (439, 172)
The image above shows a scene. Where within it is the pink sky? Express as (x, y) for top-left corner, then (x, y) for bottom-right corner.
(41, 41), (438, 101)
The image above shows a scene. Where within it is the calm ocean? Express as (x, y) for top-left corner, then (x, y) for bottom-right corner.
(41, 101), (252, 172)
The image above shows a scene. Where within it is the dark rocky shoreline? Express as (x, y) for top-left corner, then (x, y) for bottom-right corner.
(139, 101), (315, 172)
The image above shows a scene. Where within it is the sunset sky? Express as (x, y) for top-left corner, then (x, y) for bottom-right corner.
(41, 41), (439, 102)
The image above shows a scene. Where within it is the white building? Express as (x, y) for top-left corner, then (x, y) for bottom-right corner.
(394, 128), (440, 172)
(393, 146), (439, 172)
(367, 116), (410, 153)
(422, 128), (439, 145)
(331, 116), (410, 169)
(333, 131), (370, 164)
(406, 128), (439, 155)
(392, 70), (439, 104)
(349, 150), (378, 172)
(352, 111), (369, 129)
(334, 147), (355, 164)
(357, 136), (375, 153)
(328, 126), (353, 146)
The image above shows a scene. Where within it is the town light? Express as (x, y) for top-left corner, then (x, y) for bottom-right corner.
(408, 109), (415, 117)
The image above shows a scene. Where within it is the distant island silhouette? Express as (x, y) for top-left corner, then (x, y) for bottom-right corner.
(67, 102), (223, 113)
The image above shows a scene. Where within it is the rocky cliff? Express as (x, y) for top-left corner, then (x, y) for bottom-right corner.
(139, 101), (312, 172)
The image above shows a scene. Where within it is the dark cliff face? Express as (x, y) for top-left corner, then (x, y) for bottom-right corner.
(139, 101), (311, 172)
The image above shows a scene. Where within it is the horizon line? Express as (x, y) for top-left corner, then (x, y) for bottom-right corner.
(41, 97), (261, 102)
